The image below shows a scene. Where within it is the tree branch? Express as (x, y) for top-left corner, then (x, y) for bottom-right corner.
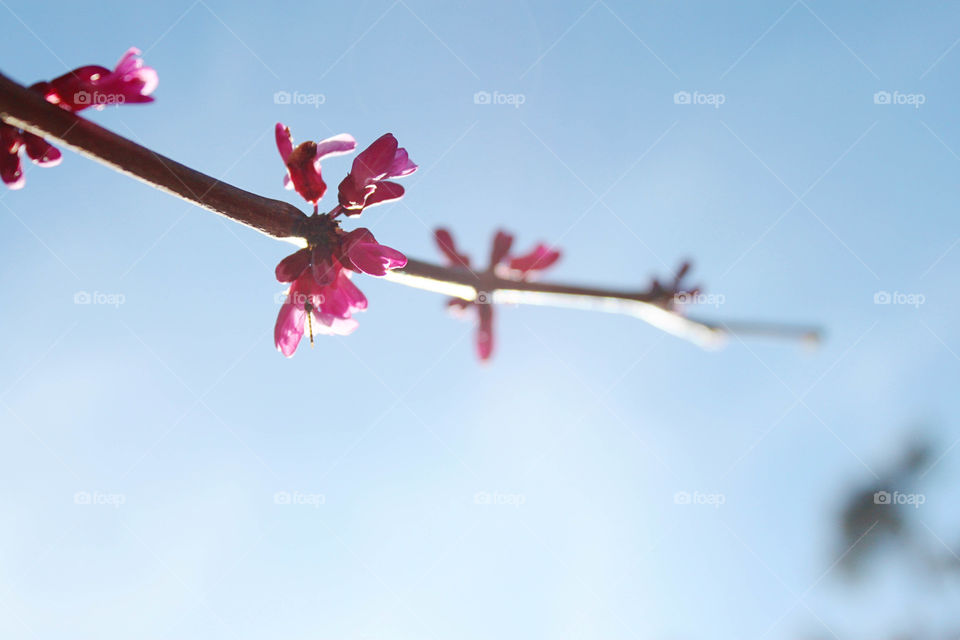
(0, 70), (820, 349)
(0, 71), (306, 241)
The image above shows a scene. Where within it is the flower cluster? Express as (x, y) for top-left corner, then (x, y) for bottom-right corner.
(2, 47), (157, 190)
(273, 124), (416, 356)
(435, 228), (561, 362)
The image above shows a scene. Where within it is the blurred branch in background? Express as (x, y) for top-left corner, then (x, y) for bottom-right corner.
(836, 436), (946, 576)
(0, 70), (821, 350)
(824, 431), (960, 639)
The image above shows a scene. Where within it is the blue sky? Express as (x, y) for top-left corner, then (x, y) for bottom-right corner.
(1, 1), (959, 638)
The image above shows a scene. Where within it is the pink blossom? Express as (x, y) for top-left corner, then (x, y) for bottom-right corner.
(1, 123), (62, 190)
(271, 128), (408, 287)
(434, 228), (561, 362)
(272, 226), (405, 356)
(274, 223), (406, 285)
(274, 269), (368, 357)
(271, 127), (411, 356)
(44, 47), (158, 111)
(275, 123), (355, 205)
(3, 48), (156, 190)
(338, 133), (417, 214)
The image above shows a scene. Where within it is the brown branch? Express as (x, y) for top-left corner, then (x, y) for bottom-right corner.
(0, 71), (306, 240)
(0, 70), (821, 349)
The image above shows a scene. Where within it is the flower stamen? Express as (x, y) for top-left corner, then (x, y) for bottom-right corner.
(304, 301), (315, 347)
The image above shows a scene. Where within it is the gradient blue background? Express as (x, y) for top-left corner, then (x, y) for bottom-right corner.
(1, 1), (959, 638)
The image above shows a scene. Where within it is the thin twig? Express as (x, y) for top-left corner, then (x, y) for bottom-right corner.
(0, 70), (821, 348)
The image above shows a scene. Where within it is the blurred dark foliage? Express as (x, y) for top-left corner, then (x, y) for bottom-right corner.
(837, 439), (935, 576)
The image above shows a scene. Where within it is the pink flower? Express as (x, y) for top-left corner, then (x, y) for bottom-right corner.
(338, 133), (417, 214)
(276, 123), (355, 205)
(271, 127), (412, 356)
(3, 48), (156, 190)
(43, 47), (158, 111)
(272, 225), (405, 356)
(269, 126), (413, 355)
(434, 228), (561, 362)
(1, 123), (62, 190)
(274, 223), (406, 284)
(274, 269), (368, 357)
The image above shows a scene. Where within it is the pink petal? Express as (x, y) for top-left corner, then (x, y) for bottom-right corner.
(44, 48), (156, 112)
(312, 314), (359, 336)
(387, 147), (417, 179)
(0, 124), (21, 154)
(0, 126), (24, 189)
(446, 297), (472, 318)
(342, 227), (376, 245)
(46, 66), (110, 111)
(336, 228), (371, 271)
(320, 287), (352, 318)
(337, 174), (377, 212)
(22, 132), (61, 167)
(508, 244), (561, 275)
(434, 228), (471, 268)
(374, 244), (407, 270)
(489, 229), (514, 267)
(315, 133), (357, 160)
(334, 271), (368, 311)
(285, 141), (326, 204)
(69, 48), (157, 108)
(361, 181), (404, 208)
(1, 152), (25, 190)
(347, 243), (406, 276)
(351, 133), (398, 184)
(275, 248), (311, 282)
(310, 246), (339, 285)
(275, 123), (294, 163)
(340, 228), (405, 275)
(274, 297), (306, 357)
(112, 47), (158, 95)
(476, 304), (494, 361)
